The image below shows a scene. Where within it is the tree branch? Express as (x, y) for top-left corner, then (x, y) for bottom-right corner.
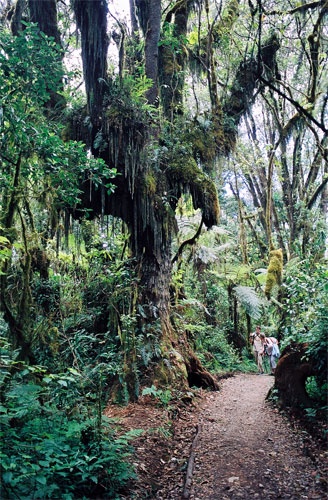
(307, 176), (328, 210)
(259, 76), (328, 133)
(172, 218), (204, 264)
(265, 0), (327, 16)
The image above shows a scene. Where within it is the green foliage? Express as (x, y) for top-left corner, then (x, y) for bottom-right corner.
(233, 285), (266, 320)
(304, 292), (328, 401)
(195, 324), (244, 373)
(0, 214), (147, 495)
(282, 260), (328, 404)
(0, 233), (11, 271)
(265, 249), (283, 299)
(141, 385), (172, 407)
(159, 22), (188, 52)
(172, 295), (242, 373)
(305, 377), (327, 405)
(0, 354), (140, 500)
(282, 260), (327, 341)
(0, 23), (63, 106)
(0, 23), (116, 222)
(103, 74), (156, 121)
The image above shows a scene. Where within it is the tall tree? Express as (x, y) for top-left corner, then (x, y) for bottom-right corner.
(74, 0), (225, 395)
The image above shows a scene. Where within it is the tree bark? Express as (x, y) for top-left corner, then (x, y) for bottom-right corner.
(74, 0), (109, 125)
(274, 342), (315, 408)
(144, 0), (161, 105)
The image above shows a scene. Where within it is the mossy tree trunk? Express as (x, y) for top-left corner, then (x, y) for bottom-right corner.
(70, 0), (220, 396)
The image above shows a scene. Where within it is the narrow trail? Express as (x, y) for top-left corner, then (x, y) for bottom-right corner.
(186, 373), (325, 500)
(109, 372), (327, 499)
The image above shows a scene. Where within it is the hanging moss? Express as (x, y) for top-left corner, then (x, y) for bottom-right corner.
(222, 33), (281, 149)
(166, 156), (220, 228)
(212, 0), (240, 43)
(222, 57), (258, 138)
(184, 117), (227, 169)
(265, 248), (283, 299)
(142, 173), (157, 196)
(62, 103), (90, 146)
(260, 32), (281, 81)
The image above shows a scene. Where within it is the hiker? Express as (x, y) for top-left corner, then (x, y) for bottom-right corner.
(250, 326), (265, 374)
(261, 333), (280, 375)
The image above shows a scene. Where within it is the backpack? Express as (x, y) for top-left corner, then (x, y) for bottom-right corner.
(271, 342), (280, 358)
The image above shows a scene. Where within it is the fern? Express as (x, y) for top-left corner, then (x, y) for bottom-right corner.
(233, 285), (266, 320)
(195, 245), (219, 264)
(0, 363), (138, 499)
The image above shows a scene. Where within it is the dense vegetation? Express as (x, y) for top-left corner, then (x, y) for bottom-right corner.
(0, 0), (327, 497)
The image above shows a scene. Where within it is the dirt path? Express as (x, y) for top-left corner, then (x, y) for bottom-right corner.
(187, 373), (326, 500)
(107, 373), (327, 499)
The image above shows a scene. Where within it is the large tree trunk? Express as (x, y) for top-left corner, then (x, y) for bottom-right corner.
(73, 0), (109, 126)
(142, 0), (161, 105)
(158, 1), (188, 118)
(71, 0), (219, 397)
(274, 342), (315, 408)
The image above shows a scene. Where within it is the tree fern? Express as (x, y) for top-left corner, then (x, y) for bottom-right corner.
(233, 285), (266, 320)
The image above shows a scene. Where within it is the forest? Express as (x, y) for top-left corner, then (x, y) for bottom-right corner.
(0, 0), (327, 498)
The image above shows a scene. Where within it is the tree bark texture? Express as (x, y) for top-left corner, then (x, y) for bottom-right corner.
(143, 0), (161, 105)
(73, 0), (109, 125)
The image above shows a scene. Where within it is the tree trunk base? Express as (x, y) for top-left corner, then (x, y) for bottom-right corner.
(185, 350), (220, 390)
(274, 342), (315, 408)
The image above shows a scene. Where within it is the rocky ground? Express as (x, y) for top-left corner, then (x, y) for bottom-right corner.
(104, 373), (327, 499)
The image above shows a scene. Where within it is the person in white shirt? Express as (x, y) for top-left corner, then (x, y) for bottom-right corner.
(250, 326), (265, 374)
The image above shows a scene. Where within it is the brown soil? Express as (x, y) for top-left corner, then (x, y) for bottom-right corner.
(104, 373), (327, 499)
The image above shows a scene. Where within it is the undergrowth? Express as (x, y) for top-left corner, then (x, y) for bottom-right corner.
(0, 335), (141, 500)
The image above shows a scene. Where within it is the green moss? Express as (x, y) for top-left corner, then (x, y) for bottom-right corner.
(265, 248), (283, 298)
(152, 350), (188, 389)
(183, 116), (228, 164)
(143, 173), (157, 195)
(0, 227), (18, 244)
(161, 45), (182, 75)
(212, 0), (239, 42)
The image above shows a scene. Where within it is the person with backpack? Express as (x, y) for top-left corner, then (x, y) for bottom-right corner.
(260, 333), (280, 375)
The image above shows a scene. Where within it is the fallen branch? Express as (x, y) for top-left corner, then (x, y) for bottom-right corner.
(182, 422), (203, 499)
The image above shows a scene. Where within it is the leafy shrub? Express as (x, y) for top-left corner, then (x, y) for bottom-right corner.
(195, 324), (244, 373)
(0, 357), (140, 499)
(141, 385), (172, 407)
